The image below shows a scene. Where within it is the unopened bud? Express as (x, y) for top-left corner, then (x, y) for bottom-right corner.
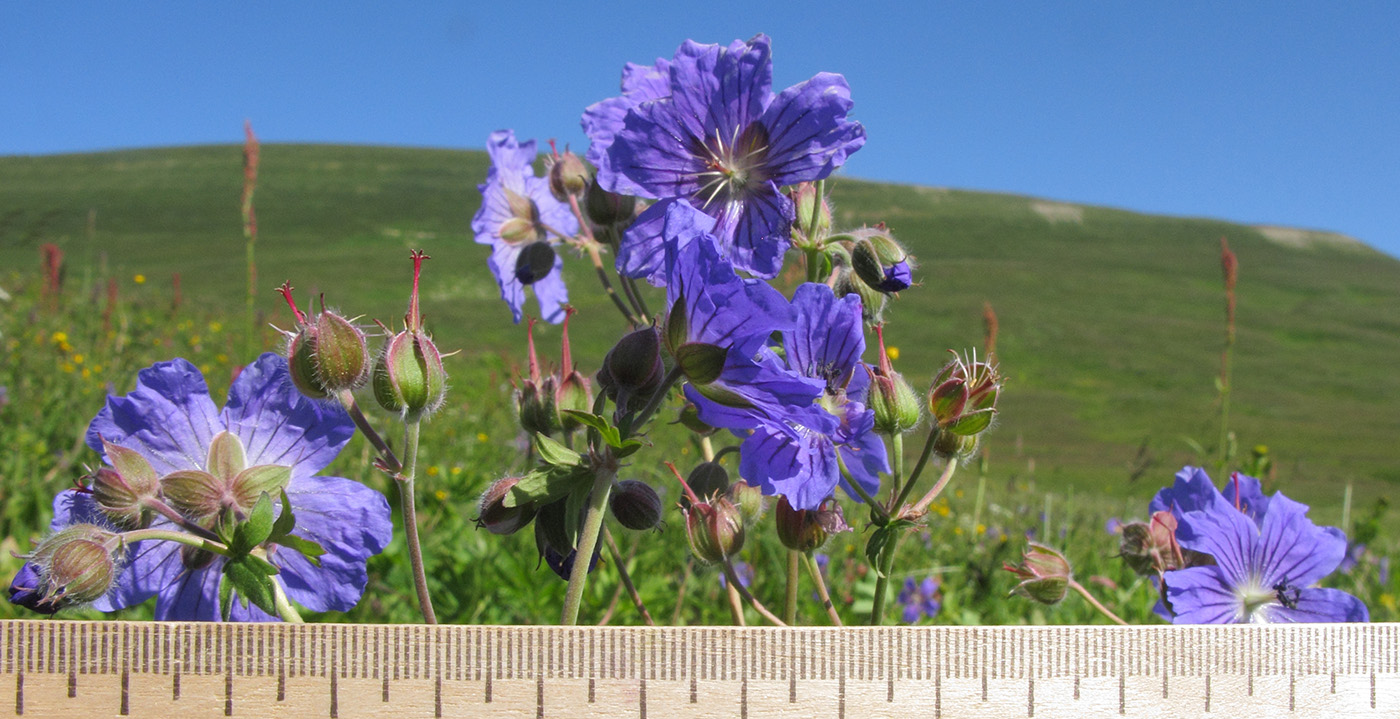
(929, 350), (1001, 436)
(775, 496), (849, 552)
(676, 403), (718, 437)
(21, 524), (121, 609)
(674, 342), (728, 385)
(514, 242), (558, 286)
(726, 480), (765, 528)
(683, 495), (745, 564)
(475, 477), (537, 536)
(1004, 542), (1071, 605)
(789, 182), (832, 248)
(609, 479), (663, 531)
(597, 328), (664, 412)
(584, 174), (636, 227)
(867, 325), (921, 435)
(548, 150), (589, 201)
(372, 252), (449, 419)
(832, 266), (886, 324)
(850, 228), (914, 293)
(91, 440), (160, 529)
(681, 462), (730, 509)
(277, 284), (370, 397)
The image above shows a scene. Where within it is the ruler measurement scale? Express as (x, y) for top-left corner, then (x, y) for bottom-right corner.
(4, 621), (1399, 717)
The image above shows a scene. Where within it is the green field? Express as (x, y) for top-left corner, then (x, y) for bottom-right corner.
(2, 144), (1397, 625)
(3, 144), (1396, 507)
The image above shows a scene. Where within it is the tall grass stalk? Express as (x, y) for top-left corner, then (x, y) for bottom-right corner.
(241, 121), (260, 358)
(1217, 237), (1238, 475)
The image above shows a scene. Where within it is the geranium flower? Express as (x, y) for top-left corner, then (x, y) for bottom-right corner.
(592, 34), (865, 281)
(1162, 473), (1367, 624)
(899, 576), (942, 623)
(472, 130), (578, 323)
(10, 354), (392, 621)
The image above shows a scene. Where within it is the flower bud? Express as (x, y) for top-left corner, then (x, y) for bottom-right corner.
(788, 182), (831, 248)
(583, 174), (636, 227)
(609, 479), (663, 531)
(1118, 510), (1213, 577)
(932, 430), (979, 461)
(597, 327), (664, 412)
(514, 242), (559, 286)
(475, 476), (537, 536)
(681, 461), (730, 510)
(1004, 542), (1071, 605)
(832, 265), (886, 324)
(499, 187), (546, 244)
(372, 251), (448, 419)
(929, 350), (1001, 436)
(534, 497), (576, 557)
(20, 524), (121, 609)
(674, 342), (728, 385)
(90, 440), (160, 529)
(277, 283), (371, 397)
(850, 227), (914, 293)
(866, 324), (921, 435)
(683, 495), (745, 564)
(548, 148), (589, 202)
(553, 307), (593, 433)
(775, 496), (849, 552)
(726, 480), (765, 528)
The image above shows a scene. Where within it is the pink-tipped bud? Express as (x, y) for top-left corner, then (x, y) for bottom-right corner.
(788, 182), (831, 248)
(475, 477), (537, 536)
(548, 144), (590, 202)
(90, 440), (160, 529)
(1004, 542), (1071, 605)
(584, 174), (636, 227)
(553, 308), (593, 432)
(25, 524), (121, 608)
(372, 252), (448, 418)
(683, 495), (745, 564)
(775, 495), (849, 552)
(609, 479), (663, 531)
(929, 349), (1002, 442)
(277, 283), (370, 397)
(867, 325), (922, 435)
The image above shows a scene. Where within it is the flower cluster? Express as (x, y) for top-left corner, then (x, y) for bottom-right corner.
(1135, 467), (1367, 624)
(8, 355), (392, 620)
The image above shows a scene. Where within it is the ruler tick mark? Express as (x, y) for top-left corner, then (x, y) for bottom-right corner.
(789, 676), (796, 703)
(689, 676), (696, 703)
(67, 667), (75, 698)
(382, 675), (389, 702)
(485, 674), (492, 703)
(535, 676), (543, 719)
(1118, 673), (1125, 715)
(435, 675), (442, 718)
(120, 668), (129, 716)
(1074, 675), (1080, 700)
(226, 667), (234, 717)
(1205, 674), (1211, 713)
(741, 677), (748, 719)
(1028, 678), (1034, 718)
(589, 678), (596, 703)
(887, 677), (894, 702)
(173, 668), (181, 701)
(640, 678), (648, 719)
(15, 670), (22, 716)
(329, 672), (337, 718)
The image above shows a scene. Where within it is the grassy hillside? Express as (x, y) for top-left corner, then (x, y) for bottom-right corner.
(2, 144), (1398, 510)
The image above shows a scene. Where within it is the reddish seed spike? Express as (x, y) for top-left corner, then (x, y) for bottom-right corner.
(525, 317), (542, 385)
(873, 323), (894, 376)
(560, 306), (578, 371)
(407, 250), (430, 331)
(276, 282), (306, 325)
(665, 461), (703, 506)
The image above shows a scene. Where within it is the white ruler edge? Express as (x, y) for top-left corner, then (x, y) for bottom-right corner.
(3, 620), (1399, 717)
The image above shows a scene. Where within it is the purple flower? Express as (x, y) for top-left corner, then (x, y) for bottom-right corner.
(11, 354), (392, 621)
(472, 130), (578, 324)
(695, 283), (888, 510)
(581, 58), (671, 192)
(593, 34), (865, 281)
(876, 261), (913, 292)
(1150, 466), (1270, 526)
(718, 560), (754, 589)
(1162, 471), (1367, 624)
(898, 576), (942, 623)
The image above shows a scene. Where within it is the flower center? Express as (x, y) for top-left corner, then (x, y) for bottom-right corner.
(693, 122), (771, 209)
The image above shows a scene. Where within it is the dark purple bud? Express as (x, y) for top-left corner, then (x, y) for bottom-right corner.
(681, 462), (730, 510)
(475, 477), (537, 536)
(609, 479), (663, 531)
(514, 242), (558, 286)
(598, 327), (664, 412)
(583, 174), (636, 227)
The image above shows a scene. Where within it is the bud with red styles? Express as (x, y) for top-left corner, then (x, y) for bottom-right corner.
(866, 324), (922, 435)
(373, 251), (448, 419)
(1004, 542), (1071, 605)
(90, 439), (161, 529)
(547, 143), (589, 202)
(277, 283), (371, 398)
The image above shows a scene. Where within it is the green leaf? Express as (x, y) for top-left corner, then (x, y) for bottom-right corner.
(864, 519), (915, 578)
(273, 534), (326, 568)
(239, 492), (276, 549)
(562, 410), (625, 449)
(269, 490), (296, 543)
(533, 433), (582, 469)
(615, 437), (647, 460)
(222, 555), (279, 616)
(506, 465), (589, 508)
(219, 573), (234, 621)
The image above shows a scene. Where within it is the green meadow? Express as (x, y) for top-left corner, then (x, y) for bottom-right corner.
(2, 144), (1397, 624)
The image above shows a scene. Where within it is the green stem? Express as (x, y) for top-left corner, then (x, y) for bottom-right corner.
(784, 550), (800, 625)
(398, 416), (436, 624)
(120, 529), (230, 556)
(910, 458), (960, 517)
(837, 453), (889, 523)
(337, 389), (401, 474)
(724, 559), (787, 626)
(803, 552), (842, 626)
(1069, 578), (1128, 626)
(271, 578), (304, 623)
(561, 464), (617, 625)
(870, 433), (905, 625)
(892, 425), (940, 511)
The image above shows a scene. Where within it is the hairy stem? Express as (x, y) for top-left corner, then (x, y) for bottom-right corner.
(1069, 578), (1128, 626)
(870, 433), (905, 625)
(804, 552), (843, 626)
(784, 549), (800, 625)
(602, 527), (654, 626)
(337, 390), (401, 474)
(398, 416), (436, 623)
(561, 465), (617, 624)
(724, 560), (787, 626)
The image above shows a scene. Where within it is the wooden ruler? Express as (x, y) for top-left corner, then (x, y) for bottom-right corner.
(3, 620), (1398, 717)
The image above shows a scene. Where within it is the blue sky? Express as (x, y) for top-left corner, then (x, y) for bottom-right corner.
(4, 2), (1398, 258)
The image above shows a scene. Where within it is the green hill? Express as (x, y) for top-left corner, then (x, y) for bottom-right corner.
(3, 144), (1398, 509)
